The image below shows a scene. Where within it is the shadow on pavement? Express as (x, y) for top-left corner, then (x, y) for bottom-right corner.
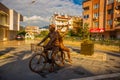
(0, 49), (95, 80)
(67, 46), (80, 54)
(0, 47), (16, 56)
(68, 45), (120, 58)
(95, 50), (120, 57)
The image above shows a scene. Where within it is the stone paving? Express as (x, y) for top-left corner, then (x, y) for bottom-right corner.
(0, 40), (120, 80)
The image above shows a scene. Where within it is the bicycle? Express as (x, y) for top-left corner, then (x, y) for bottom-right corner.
(29, 43), (65, 73)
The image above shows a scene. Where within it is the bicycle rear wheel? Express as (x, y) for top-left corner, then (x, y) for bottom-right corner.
(54, 52), (65, 67)
(29, 54), (46, 73)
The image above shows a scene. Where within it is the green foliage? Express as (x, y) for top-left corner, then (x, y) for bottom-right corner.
(39, 30), (49, 37)
(67, 29), (77, 36)
(82, 23), (90, 39)
(17, 31), (26, 36)
(67, 23), (89, 40)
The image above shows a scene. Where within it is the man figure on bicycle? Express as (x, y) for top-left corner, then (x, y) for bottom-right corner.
(38, 24), (60, 54)
(38, 24), (72, 71)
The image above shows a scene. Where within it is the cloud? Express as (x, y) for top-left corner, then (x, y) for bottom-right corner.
(24, 15), (49, 22)
(0, 0), (83, 27)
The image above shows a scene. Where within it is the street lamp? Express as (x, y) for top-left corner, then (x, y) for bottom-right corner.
(25, 0), (36, 40)
(27, 0), (36, 26)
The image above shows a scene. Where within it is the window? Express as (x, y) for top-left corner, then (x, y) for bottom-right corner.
(107, 9), (113, 14)
(94, 22), (99, 27)
(83, 6), (89, 11)
(94, 13), (99, 18)
(0, 14), (8, 26)
(108, 20), (113, 25)
(84, 14), (89, 19)
(107, 0), (114, 4)
(94, 4), (99, 9)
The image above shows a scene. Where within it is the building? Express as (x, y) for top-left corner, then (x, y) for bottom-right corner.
(25, 26), (40, 39)
(9, 9), (23, 40)
(50, 13), (71, 32)
(114, 0), (120, 39)
(71, 16), (83, 33)
(82, 0), (120, 39)
(25, 26), (39, 35)
(51, 13), (83, 32)
(0, 2), (9, 41)
(0, 2), (23, 41)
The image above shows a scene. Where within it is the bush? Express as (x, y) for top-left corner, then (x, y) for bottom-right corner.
(37, 31), (49, 37)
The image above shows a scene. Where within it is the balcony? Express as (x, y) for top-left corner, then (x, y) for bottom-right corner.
(83, 6), (89, 11)
(115, 0), (120, 10)
(115, 13), (120, 21)
(116, 14), (120, 18)
(115, 23), (120, 30)
(93, 17), (98, 21)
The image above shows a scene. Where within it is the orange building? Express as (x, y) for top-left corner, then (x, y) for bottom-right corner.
(83, 0), (120, 39)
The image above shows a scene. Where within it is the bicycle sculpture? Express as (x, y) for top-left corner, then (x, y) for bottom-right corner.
(29, 24), (71, 73)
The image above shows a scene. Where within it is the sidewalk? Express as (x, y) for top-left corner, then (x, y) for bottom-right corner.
(0, 40), (120, 80)
(71, 73), (120, 80)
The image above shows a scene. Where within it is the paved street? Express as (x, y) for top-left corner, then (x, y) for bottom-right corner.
(0, 40), (120, 80)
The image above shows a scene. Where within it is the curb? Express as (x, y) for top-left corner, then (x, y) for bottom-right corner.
(71, 73), (120, 80)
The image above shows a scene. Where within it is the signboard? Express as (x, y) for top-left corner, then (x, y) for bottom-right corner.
(90, 28), (104, 33)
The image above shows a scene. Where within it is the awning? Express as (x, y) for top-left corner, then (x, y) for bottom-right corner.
(90, 28), (104, 33)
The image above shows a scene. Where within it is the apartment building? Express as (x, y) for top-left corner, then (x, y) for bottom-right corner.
(83, 0), (120, 39)
(9, 9), (23, 40)
(51, 13), (82, 32)
(0, 2), (9, 41)
(25, 26), (39, 35)
(50, 13), (71, 32)
(0, 2), (23, 41)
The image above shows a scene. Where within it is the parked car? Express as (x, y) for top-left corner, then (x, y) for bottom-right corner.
(15, 35), (25, 40)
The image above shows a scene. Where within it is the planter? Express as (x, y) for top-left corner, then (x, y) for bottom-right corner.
(81, 40), (94, 55)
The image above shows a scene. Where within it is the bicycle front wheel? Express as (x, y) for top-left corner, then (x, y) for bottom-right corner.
(29, 54), (46, 73)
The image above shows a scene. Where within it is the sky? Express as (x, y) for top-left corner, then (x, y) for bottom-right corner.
(0, 0), (83, 28)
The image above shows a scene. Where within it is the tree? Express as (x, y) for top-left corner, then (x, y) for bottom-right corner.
(17, 31), (26, 36)
(82, 23), (89, 39)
